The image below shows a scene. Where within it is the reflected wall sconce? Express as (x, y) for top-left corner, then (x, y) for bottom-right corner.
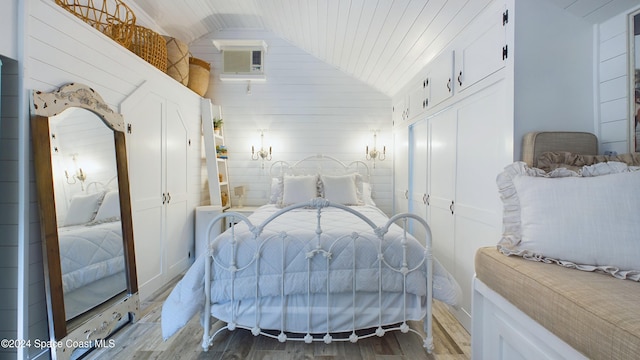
(251, 129), (272, 168)
(366, 130), (386, 168)
(65, 154), (87, 190)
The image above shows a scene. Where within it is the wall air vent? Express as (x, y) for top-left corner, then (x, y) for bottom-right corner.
(212, 40), (268, 82)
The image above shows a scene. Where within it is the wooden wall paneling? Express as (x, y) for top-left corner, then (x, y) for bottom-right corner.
(598, 9), (636, 153)
(361, 0), (433, 84)
(191, 29), (393, 214)
(23, 2), (206, 353)
(0, 54), (21, 359)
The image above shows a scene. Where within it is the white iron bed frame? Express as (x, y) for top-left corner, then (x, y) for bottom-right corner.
(199, 155), (436, 353)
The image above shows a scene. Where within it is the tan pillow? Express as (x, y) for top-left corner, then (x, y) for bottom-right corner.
(537, 151), (640, 172)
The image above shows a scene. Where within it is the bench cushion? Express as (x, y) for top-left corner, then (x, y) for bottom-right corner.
(475, 247), (640, 360)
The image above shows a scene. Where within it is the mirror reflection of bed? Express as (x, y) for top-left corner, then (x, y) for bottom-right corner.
(48, 107), (127, 321)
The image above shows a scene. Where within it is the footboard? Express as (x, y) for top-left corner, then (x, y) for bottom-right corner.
(201, 198), (434, 353)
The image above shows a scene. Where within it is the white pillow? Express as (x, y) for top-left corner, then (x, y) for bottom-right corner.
(359, 181), (376, 206)
(321, 174), (359, 205)
(497, 161), (640, 280)
(281, 175), (318, 205)
(94, 190), (120, 222)
(64, 192), (105, 226)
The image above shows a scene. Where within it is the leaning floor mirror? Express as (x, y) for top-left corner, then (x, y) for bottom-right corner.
(31, 83), (139, 360)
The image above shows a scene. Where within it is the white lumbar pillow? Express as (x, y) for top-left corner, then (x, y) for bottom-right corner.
(497, 161), (640, 280)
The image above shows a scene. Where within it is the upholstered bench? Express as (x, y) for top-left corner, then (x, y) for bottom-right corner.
(473, 246), (640, 359)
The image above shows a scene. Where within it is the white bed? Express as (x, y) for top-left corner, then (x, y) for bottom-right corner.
(161, 156), (461, 353)
(58, 186), (127, 320)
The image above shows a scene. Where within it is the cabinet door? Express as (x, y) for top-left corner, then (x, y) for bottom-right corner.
(165, 101), (191, 277)
(392, 97), (406, 125)
(408, 118), (429, 242)
(455, 2), (507, 92)
(454, 81), (510, 319)
(427, 109), (457, 273)
(408, 79), (426, 121)
(124, 91), (165, 299)
(393, 126), (409, 215)
(426, 50), (454, 108)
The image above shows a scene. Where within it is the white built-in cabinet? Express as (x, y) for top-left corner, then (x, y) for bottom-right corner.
(394, 0), (594, 330)
(393, 126), (409, 215)
(121, 83), (200, 301)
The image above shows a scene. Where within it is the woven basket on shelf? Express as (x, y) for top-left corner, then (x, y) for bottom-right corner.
(128, 25), (167, 72)
(55, 0), (136, 48)
(164, 36), (190, 85)
(187, 57), (211, 96)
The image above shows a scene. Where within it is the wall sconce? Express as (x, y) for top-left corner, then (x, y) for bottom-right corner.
(65, 154), (87, 190)
(366, 130), (386, 168)
(251, 129), (272, 168)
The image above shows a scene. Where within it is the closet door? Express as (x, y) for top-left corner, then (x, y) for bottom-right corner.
(408, 118), (429, 242)
(125, 91), (165, 299)
(453, 80), (511, 322)
(123, 88), (195, 300)
(393, 126), (409, 215)
(164, 101), (191, 278)
(427, 108), (457, 274)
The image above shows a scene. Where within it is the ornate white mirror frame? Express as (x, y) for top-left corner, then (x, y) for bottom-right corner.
(31, 83), (139, 360)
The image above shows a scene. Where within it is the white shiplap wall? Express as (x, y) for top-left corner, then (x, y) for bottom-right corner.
(190, 29), (394, 214)
(12, 1), (207, 357)
(598, 5), (640, 154)
(0, 55), (22, 360)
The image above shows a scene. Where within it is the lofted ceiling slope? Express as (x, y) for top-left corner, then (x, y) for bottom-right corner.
(131, 0), (640, 97)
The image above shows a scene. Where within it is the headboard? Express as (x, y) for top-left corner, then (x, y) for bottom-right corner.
(521, 131), (598, 168)
(269, 154), (370, 179)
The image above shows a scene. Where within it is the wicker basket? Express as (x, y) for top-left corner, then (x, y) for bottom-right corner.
(55, 0), (136, 48)
(164, 36), (190, 85)
(128, 26), (167, 72)
(187, 57), (211, 96)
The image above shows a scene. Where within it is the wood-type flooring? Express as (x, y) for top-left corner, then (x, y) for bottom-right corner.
(89, 276), (470, 359)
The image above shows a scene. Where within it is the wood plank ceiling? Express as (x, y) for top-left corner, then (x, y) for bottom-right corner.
(131, 0), (640, 97)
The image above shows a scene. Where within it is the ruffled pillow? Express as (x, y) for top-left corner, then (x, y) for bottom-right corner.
(497, 161), (640, 281)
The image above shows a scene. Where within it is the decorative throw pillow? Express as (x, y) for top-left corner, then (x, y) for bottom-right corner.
(360, 181), (376, 206)
(281, 175), (318, 205)
(321, 174), (359, 205)
(497, 161), (640, 280)
(64, 191), (105, 226)
(93, 190), (120, 222)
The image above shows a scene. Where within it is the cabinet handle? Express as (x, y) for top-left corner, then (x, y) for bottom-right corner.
(422, 193), (429, 205)
(404, 190), (409, 199)
(446, 78), (451, 92)
(167, 192), (171, 204)
(162, 193), (167, 204)
(450, 200), (455, 215)
(457, 71), (463, 87)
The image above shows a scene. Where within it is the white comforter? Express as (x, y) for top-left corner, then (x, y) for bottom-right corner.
(58, 219), (125, 293)
(161, 204), (460, 340)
